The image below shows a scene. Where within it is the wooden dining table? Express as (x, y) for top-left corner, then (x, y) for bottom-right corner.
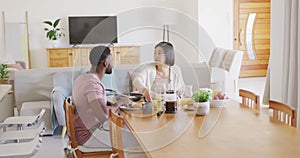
(120, 99), (300, 158)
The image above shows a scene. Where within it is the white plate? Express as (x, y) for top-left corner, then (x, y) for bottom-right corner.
(120, 106), (141, 111)
(183, 105), (194, 111)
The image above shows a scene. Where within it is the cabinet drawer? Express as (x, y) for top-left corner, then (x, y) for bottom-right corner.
(121, 56), (139, 64)
(48, 50), (69, 59)
(49, 59), (69, 67)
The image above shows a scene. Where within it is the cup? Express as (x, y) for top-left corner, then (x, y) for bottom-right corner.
(142, 102), (153, 114)
(152, 99), (159, 109)
(183, 85), (193, 98)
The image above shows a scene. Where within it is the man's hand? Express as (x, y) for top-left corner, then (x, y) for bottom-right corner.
(116, 97), (132, 107)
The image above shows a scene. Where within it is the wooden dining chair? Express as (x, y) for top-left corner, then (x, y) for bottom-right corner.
(64, 98), (112, 158)
(109, 109), (125, 158)
(239, 89), (260, 111)
(269, 100), (297, 127)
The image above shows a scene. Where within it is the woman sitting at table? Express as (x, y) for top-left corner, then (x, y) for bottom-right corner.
(132, 41), (185, 102)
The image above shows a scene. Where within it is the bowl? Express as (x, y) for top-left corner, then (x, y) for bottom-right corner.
(210, 99), (229, 108)
(129, 92), (144, 102)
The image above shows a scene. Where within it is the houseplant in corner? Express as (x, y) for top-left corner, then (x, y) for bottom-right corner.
(43, 18), (65, 47)
(0, 64), (9, 84)
(192, 88), (212, 115)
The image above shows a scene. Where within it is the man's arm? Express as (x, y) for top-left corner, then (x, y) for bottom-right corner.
(89, 99), (108, 123)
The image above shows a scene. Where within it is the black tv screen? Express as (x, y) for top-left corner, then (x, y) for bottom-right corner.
(68, 16), (118, 45)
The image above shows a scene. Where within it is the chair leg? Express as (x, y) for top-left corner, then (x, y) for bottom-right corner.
(61, 126), (67, 139)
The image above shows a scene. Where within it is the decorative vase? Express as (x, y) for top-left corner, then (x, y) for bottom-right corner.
(194, 101), (210, 115)
(48, 40), (61, 48)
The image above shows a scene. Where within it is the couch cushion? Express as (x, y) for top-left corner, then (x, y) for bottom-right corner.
(14, 67), (87, 111)
(53, 71), (81, 95)
(113, 65), (137, 94)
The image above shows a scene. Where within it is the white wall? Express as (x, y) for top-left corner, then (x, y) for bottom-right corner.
(198, 0), (233, 61)
(0, 0), (199, 68)
(270, 0), (285, 101)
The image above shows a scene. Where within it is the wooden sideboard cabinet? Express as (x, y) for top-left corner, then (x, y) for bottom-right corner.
(47, 46), (140, 67)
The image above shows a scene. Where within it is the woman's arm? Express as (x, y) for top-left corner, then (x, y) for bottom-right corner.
(132, 74), (147, 92)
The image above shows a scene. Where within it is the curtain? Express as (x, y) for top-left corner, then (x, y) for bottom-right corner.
(282, 0), (300, 128)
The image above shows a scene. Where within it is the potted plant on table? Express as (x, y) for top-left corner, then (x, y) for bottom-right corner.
(192, 88), (212, 115)
(0, 64), (9, 84)
(43, 18), (65, 47)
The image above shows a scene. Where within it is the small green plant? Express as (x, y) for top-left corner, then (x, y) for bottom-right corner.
(192, 88), (212, 102)
(0, 64), (9, 80)
(43, 18), (65, 40)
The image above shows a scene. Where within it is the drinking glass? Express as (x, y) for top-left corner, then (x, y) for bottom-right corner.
(152, 83), (166, 102)
(183, 85), (193, 98)
(180, 85), (193, 106)
(151, 83), (166, 110)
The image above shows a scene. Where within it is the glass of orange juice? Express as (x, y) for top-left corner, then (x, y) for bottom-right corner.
(152, 99), (158, 109)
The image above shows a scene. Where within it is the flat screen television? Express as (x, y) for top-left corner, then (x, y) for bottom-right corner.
(68, 16), (118, 45)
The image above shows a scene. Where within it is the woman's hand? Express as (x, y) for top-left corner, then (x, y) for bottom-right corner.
(142, 88), (152, 102)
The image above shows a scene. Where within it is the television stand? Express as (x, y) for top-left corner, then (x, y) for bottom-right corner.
(46, 45), (140, 67)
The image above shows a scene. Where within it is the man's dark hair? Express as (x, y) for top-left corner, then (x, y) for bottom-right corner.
(155, 41), (175, 66)
(89, 46), (111, 66)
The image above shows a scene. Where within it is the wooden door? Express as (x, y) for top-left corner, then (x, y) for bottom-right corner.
(233, 0), (270, 77)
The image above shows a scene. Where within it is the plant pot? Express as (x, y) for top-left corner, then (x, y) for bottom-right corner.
(0, 80), (9, 84)
(194, 101), (210, 116)
(48, 40), (61, 48)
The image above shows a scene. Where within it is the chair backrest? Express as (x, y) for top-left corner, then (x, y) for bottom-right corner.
(222, 49), (243, 80)
(239, 89), (260, 111)
(269, 100), (297, 127)
(64, 98), (83, 158)
(208, 47), (227, 68)
(36, 109), (46, 121)
(209, 47), (243, 80)
(109, 109), (125, 158)
(65, 98), (112, 158)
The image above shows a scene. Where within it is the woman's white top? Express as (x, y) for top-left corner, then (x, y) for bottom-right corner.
(132, 62), (185, 93)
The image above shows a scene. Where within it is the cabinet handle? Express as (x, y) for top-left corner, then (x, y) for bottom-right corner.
(68, 53), (72, 55)
(116, 51), (120, 54)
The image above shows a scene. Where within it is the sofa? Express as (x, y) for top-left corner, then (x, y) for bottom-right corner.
(14, 67), (86, 135)
(13, 63), (210, 135)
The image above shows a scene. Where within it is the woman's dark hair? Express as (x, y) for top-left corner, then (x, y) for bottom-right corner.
(89, 46), (111, 66)
(155, 41), (175, 66)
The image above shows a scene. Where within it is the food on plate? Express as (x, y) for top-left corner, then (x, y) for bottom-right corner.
(131, 102), (143, 108)
(186, 104), (194, 109)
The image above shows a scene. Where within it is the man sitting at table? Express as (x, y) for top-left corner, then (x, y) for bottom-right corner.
(72, 46), (141, 152)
